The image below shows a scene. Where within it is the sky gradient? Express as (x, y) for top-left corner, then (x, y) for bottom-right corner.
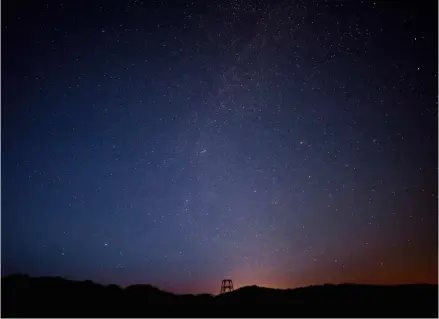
(2, 0), (438, 294)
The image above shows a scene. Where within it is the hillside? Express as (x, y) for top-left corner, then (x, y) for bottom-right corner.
(1, 274), (437, 317)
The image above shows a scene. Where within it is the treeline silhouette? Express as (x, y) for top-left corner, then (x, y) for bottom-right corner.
(2, 274), (437, 317)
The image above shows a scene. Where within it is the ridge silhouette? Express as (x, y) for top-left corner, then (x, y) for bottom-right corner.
(1, 274), (437, 317)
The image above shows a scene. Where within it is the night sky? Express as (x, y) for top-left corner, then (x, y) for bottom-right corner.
(2, 0), (437, 295)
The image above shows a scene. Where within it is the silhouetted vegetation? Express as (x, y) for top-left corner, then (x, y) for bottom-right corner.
(2, 274), (437, 317)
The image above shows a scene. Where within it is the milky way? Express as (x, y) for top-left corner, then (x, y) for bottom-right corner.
(2, 0), (437, 294)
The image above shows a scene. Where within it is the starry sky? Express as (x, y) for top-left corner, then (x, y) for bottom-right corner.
(1, 0), (437, 295)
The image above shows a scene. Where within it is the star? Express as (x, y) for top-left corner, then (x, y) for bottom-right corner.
(1, 0), (436, 295)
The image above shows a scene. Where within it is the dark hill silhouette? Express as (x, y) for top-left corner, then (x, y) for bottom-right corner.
(1, 274), (437, 317)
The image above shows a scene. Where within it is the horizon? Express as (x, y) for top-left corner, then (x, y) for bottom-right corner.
(3, 272), (437, 296)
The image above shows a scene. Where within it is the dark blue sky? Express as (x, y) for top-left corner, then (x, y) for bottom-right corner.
(2, 0), (437, 294)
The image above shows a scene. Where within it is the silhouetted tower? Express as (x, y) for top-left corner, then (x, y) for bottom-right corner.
(220, 279), (234, 293)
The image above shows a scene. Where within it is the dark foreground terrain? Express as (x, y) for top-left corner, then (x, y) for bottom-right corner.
(1, 274), (437, 318)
